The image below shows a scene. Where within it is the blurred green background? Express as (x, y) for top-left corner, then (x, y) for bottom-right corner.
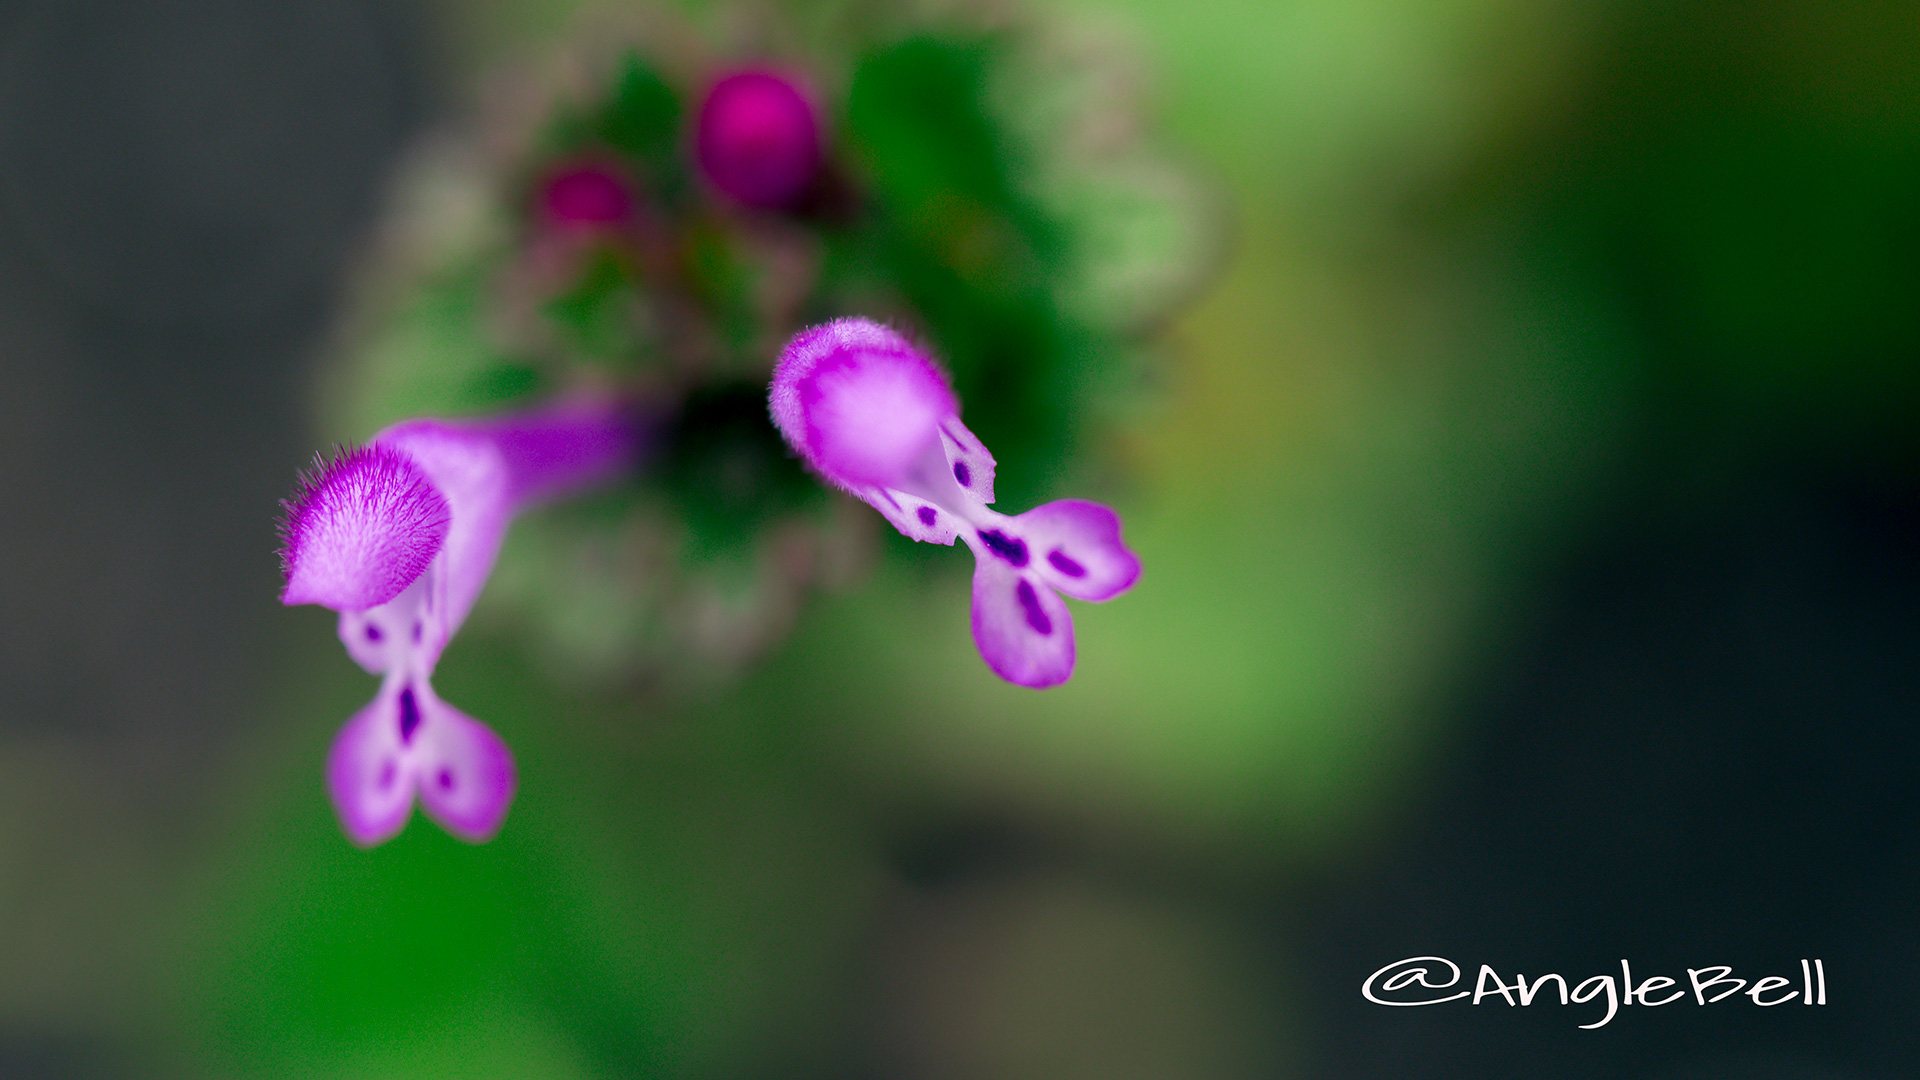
(0, 0), (1914, 1077)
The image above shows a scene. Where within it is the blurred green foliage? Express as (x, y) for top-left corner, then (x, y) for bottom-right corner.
(843, 37), (1090, 507)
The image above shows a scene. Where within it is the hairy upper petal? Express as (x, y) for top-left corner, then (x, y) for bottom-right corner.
(770, 319), (957, 491)
(280, 445), (450, 611)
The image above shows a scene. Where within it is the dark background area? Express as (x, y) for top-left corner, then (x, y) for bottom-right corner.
(0, 0), (419, 1072)
(0, 0), (418, 743)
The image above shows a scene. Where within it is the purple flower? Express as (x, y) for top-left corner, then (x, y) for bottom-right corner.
(695, 68), (823, 209)
(770, 319), (1139, 687)
(280, 401), (636, 845)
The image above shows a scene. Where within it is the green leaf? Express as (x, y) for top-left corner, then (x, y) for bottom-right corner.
(542, 248), (643, 365)
(599, 52), (680, 170)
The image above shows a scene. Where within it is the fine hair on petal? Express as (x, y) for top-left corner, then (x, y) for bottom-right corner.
(280, 443), (452, 611)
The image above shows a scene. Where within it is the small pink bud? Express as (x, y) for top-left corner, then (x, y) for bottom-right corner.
(540, 161), (635, 227)
(695, 68), (822, 208)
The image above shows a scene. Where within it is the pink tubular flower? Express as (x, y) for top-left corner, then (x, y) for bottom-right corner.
(280, 401), (636, 845)
(770, 319), (1139, 687)
(695, 68), (822, 208)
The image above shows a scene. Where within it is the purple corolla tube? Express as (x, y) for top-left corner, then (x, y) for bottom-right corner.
(770, 318), (1139, 688)
(280, 400), (636, 845)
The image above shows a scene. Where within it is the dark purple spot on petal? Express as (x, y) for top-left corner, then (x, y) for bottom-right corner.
(397, 687), (421, 745)
(1047, 549), (1087, 578)
(365, 624), (383, 642)
(917, 506), (938, 527)
(953, 461), (971, 487)
(412, 621), (423, 644)
(377, 760), (396, 790)
(1015, 579), (1053, 635)
(437, 768), (454, 790)
(979, 529), (1028, 567)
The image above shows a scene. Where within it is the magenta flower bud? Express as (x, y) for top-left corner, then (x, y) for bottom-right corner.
(280, 445), (451, 611)
(695, 68), (822, 208)
(539, 161), (636, 227)
(769, 317), (956, 489)
(770, 319), (1140, 687)
(280, 399), (637, 845)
